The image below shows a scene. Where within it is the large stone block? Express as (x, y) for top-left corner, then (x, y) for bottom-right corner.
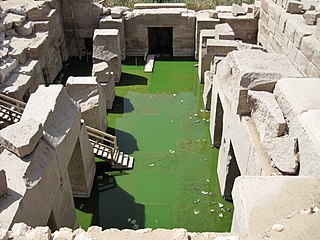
(20, 85), (81, 173)
(93, 29), (121, 83)
(215, 23), (235, 40)
(265, 137), (299, 174)
(232, 176), (320, 234)
(66, 76), (107, 131)
(68, 121), (95, 198)
(0, 73), (31, 101)
(274, 78), (320, 122)
(0, 140), (60, 230)
(0, 118), (43, 157)
(216, 50), (302, 116)
(248, 91), (286, 142)
(0, 169), (7, 197)
(203, 71), (214, 109)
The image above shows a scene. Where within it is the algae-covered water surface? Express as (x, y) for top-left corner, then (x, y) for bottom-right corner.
(74, 58), (233, 232)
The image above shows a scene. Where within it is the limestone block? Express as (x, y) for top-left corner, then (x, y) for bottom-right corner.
(100, 74), (115, 109)
(306, 62), (320, 77)
(248, 91), (286, 142)
(286, 0), (304, 13)
(66, 77), (107, 131)
(52, 228), (73, 240)
(261, 0), (273, 13)
(295, 50), (309, 73)
(21, 85), (81, 173)
(300, 36), (320, 61)
(216, 50), (302, 116)
(293, 23), (314, 49)
(274, 78), (320, 122)
(265, 137), (299, 174)
(0, 140), (60, 230)
(231, 176), (320, 234)
(3, 13), (26, 28)
(260, 9), (269, 26)
(11, 223), (30, 237)
(0, 73), (31, 101)
(68, 121), (96, 198)
(8, 6), (27, 16)
(111, 6), (129, 19)
(203, 71), (214, 109)
(0, 119), (43, 157)
(27, 2), (52, 21)
(290, 109), (320, 175)
(0, 57), (18, 82)
(232, 4), (247, 16)
(51, 169), (78, 229)
(99, 16), (126, 60)
(303, 11), (320, 25)
(16, 21), (33, 36)
(215, 23), (235, 40)
(93, 29), (121, 83)
(316, 18), (320, 40)
(92, 62), (111, 83)
(0, 169), (7, 197)
(26, 226), (51, 240)
(0, 229), (8, 240)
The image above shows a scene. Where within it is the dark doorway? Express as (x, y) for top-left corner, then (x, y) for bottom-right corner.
(148, 27), (173, 56)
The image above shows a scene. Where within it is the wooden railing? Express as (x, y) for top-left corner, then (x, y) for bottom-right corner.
(86, 125), (119, 163)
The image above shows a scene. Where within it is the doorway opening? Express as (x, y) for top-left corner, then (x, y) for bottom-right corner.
(148, 27), (173, 56)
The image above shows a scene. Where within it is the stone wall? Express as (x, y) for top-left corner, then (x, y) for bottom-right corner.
(258, 0), (320, 77)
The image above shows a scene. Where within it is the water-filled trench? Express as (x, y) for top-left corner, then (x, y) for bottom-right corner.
(63, 57), (233, 232)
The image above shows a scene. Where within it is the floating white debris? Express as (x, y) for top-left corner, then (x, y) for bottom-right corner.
(180, 100), (184, 103)
(210, 209), (215, 213)
(173, 94), (176, 97)
(132, 224), (139, 230)
(200, 109), (205, 112)
(127, 218), (132, 222)
(206, 179), (210, 183)
(206, 119), (210, 123)
(170, 120), (174, 123)
(218, 203), (224, 208)
(194, 113), (198, 117)
(208, 192), (213, 196)
(193, 199), (200, 204)
(194, 209), (200, 215)
(189, 116), (192, 119)
(210, 201), (216, 205)
(155, 219), (159, 224)
(169, 149), (176, 154)
(204, 158), (208, 161)
(149, 164), (155, 167)
(203, 118), (206, 121)
(227, 208), (232, 212)
(79, 203), (84, 210)
(194, 64), (199, 67)
(219, 213), (224, 218)
(221, 208), (225, 212)
(97, 175), (103, 180)
(201, 191), (209, 195)
(195, 120), (200, 123)
(130, 219), (137, 224)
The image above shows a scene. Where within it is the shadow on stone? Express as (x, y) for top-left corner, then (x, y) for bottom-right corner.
(109, 96), (134, 114)
(116, 73), (148, 86)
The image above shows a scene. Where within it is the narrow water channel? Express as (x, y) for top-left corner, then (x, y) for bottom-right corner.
(72, 57), (233, 232)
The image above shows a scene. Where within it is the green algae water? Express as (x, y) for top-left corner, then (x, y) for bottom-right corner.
(74, 58), (233, 232)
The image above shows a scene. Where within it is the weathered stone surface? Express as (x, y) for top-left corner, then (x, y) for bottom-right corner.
(217, 50), (302, 116)
(232, 176), (320, 234)
(3, 13), (26, 28)
(0, 119), (43, 157)
(232, 4), (247, 16)
(0, 57), (18, 82)
(16, 21), (33, 36)
(93, 29), (121, 83)
(265, 137), (299, 174)
(0, 73), (31, 101)
(52, 228), (73, 240)
(27, 3), (52, 21)
(92, 62), (111, 84)
(26, 226), (51, 240)
(248, 91), (286, 142)
(0, 169), (7, 197)
(68, 121), (96, 198)
(11, 223), (30, 237)
(21, 85), (81, 173)
(215, 23), (235, 40)
(303, 11), (320, 25)
(66, 76), (107, 131)
(111, 6), (129, 19)
(286, 0), (304, 13)
(0, 228), (8, 240)
(274, 78), (320, 122)
(290, 109), (320, 175)
(203, 71), (214, 109)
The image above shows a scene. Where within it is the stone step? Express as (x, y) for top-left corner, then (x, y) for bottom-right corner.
(144, 54), (155, 73)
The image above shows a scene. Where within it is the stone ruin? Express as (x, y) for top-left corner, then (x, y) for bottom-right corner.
(0, 0), (320, 239)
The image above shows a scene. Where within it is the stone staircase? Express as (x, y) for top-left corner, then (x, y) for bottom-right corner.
(144, 54), (155, 73)
(0, 93), (134, 170)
